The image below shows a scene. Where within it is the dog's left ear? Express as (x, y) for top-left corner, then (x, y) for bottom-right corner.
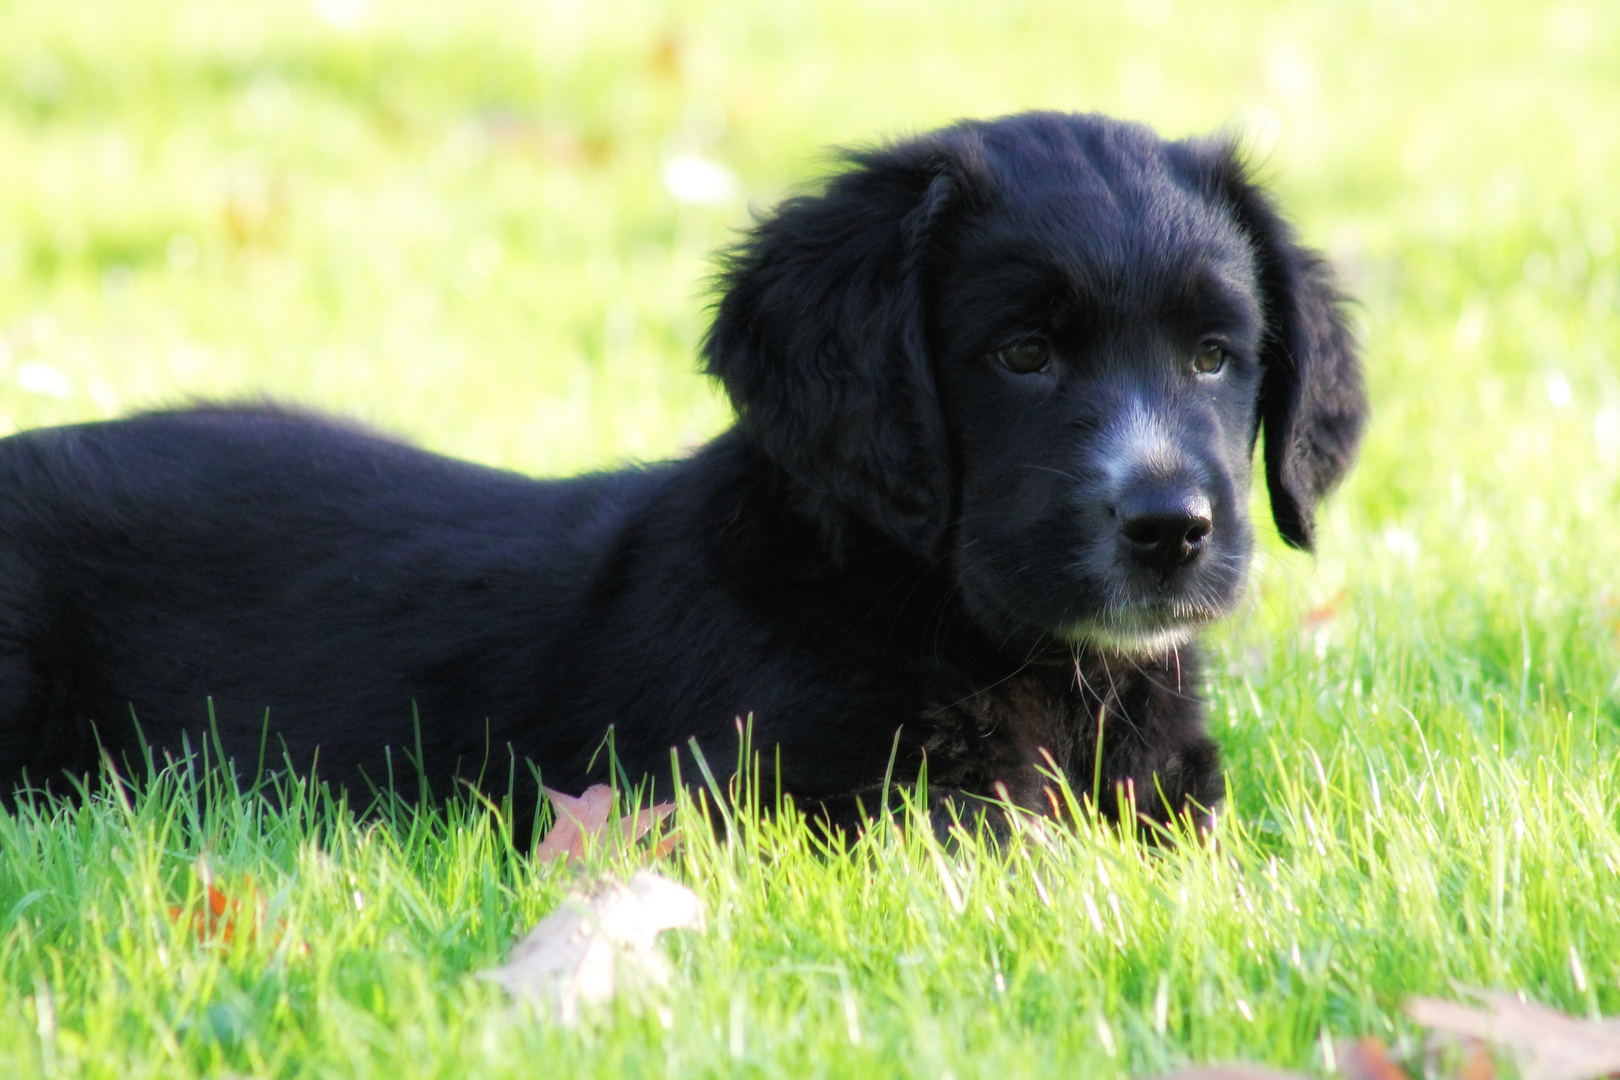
(703, 139), (979, 558)
(1193, 143), (1368, 551)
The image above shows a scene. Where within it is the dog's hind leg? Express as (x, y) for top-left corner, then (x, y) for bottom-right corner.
(0, 629), (105, 806)
(0, 636), (50, 801)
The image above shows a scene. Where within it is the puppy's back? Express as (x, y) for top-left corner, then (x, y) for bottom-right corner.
(0, 406), (662, 798)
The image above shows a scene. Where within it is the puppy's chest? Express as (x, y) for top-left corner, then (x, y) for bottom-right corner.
(914, 666), (1100, 809)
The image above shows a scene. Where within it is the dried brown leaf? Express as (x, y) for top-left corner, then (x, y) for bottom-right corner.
(1407, 991), (1620, 1080)
(619, 801), (678, 848)
(535, 785), (677, 864)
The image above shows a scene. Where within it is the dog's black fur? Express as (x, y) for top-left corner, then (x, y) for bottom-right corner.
(0, 113), (1364, 838)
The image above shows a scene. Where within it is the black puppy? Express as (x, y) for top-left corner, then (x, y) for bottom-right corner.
(0, 112), (1364, 838)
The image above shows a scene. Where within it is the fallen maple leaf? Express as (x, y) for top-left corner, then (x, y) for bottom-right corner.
(534, 785), (677, 863)
(1407, 991), (1620, 1080)
(483, 869), (704, 1025)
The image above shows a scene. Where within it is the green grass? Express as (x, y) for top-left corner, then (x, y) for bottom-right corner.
(3, 1), (1620, 1076)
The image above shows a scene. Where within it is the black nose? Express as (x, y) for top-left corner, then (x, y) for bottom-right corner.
(1115, 487), (1213, 573)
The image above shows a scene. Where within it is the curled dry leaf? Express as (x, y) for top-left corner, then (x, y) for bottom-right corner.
(1407, 991), (1620, 1080)
(534, 785), (678, 864)
(483, 869), (704, 1026)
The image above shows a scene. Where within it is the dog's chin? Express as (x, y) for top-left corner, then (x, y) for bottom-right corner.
(961, 567), (1240, 661)
(1060, 622), (1196, 658)
(1056, 607), (1219, 658)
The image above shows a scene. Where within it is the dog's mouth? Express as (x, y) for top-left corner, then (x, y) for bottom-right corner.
(954, 527), (1251, 660)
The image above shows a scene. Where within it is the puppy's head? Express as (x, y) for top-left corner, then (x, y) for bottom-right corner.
(704, 112), (1366, 656)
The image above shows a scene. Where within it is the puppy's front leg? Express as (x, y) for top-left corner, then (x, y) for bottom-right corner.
(807, 786), (1020, 846)
(1091, 731), (1225, 843)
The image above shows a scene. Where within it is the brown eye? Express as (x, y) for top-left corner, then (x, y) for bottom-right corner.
(1193, 342), (1227, 375)
(994, 341), (1051, 375)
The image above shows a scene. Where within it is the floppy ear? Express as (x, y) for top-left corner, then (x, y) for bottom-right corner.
(702, 143), (970, 558)
(1202, 147), (1368, 551)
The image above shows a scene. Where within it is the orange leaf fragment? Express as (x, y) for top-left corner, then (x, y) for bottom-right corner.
(1456, 1045), (1497, 1080)
(1337, 1037), (1412, 1080)
(166, 861), (303, 952)
(1302, 589), (1349, 630)
(168, 882), (265, 946)
(535, 785), (678, 864)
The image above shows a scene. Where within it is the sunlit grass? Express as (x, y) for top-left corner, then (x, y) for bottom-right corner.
(3, 0), (1620, 1076)
(4, 697), (1619, 1078)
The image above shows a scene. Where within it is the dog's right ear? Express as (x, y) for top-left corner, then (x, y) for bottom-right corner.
(1191, 141), (1368, 551)
(702, 141), (979, 558)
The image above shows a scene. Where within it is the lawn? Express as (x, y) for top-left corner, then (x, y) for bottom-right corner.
(2, 1), (1620, 1077)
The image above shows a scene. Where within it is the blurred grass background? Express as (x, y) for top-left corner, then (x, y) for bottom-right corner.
(4, 0), (1615, 471)
(3, 1), (1620, 1077)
